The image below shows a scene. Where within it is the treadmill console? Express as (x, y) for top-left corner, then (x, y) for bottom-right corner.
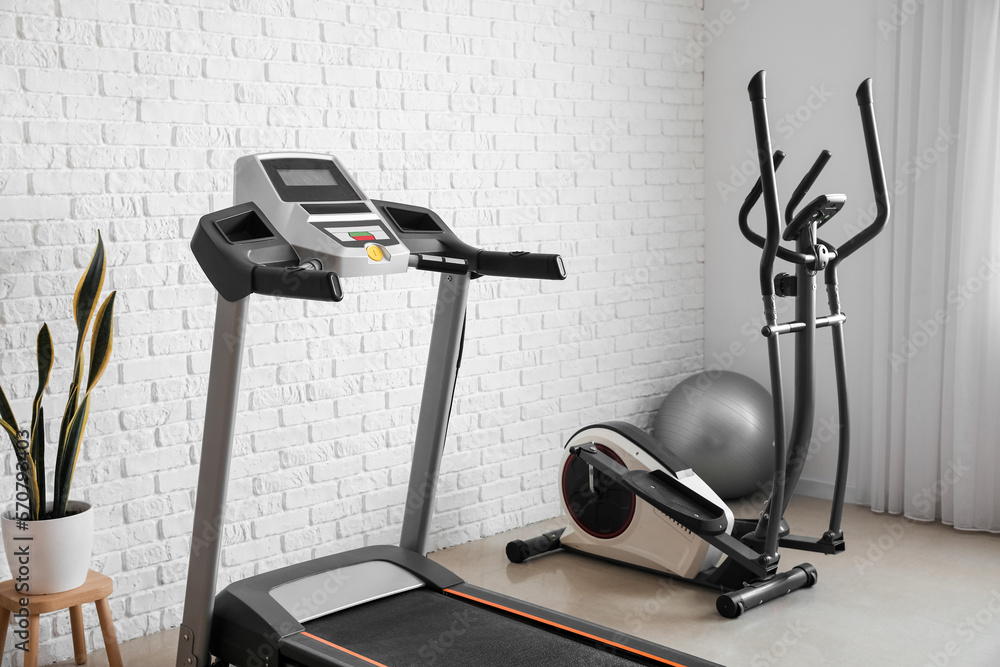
(192, 152), (566, 303)
(234, 152), (411, 278)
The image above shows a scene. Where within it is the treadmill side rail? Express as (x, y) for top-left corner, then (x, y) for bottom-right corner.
(281, 633), (388, 667)
(446, 583), (725, 667)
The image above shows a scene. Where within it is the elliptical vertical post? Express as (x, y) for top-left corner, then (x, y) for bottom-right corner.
(778, 234), (817, 515)
(176, 295), (249, 667)
(747, 70), (787, 561)
(826, 278), (850, 535)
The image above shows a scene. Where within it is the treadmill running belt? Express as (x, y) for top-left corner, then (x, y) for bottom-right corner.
(301, 589), (689, 666)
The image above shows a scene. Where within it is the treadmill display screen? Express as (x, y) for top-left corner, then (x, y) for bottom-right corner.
(277, 169), (338, 187)
(262, 157), (363, 202)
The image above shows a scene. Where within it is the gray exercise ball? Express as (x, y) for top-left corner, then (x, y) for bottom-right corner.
(651, 371), (774, 501)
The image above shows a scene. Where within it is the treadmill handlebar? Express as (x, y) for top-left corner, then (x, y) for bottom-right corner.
(475, 249), (567, 281)
(191, 202), (345, 303)
(369, 199), (566, 281)
(194, 197), (568, 304)
(252, 265), (344, 302)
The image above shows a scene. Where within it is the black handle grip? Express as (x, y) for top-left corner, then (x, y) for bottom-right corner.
(252, 265), (344, 302)
(748, 70), (793, 297)
(739, 149), (784, 250)
(828, 78), (890, 272)
(740, 77), (821, 273)
(505, 529), (565, 563)
(739, 153), (815, 266)
(856, 78), (874, 105)
(785, 150), (832, 224)
(476, 250), (567, 281)
(748, 69), (767, 100)
(742, 150), (786, 216)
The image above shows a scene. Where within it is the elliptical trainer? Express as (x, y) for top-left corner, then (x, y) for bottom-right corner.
(506, 70), (890, 618)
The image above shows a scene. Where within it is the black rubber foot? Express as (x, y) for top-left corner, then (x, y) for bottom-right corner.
(505, 528), (564, 563)
(506, 540), (530, 563)
(715, 563), (816, 618)
(716, 596), (744, 619)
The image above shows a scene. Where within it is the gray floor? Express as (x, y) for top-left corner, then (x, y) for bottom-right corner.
(49, 496), (1000, 666)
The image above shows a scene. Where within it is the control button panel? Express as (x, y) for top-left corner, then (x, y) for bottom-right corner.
(312, 221), (398, 247)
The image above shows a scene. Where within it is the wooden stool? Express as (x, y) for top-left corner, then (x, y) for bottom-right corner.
(0, 570), (122, 667)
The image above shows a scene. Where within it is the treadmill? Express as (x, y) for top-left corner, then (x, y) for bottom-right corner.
(175, 152), (721, 667)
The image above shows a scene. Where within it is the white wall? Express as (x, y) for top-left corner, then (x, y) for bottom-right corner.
(0, 1), (705, 662)
(704, 0), (882, 502)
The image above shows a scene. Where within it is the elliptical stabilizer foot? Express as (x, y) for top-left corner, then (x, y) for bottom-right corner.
(715, 563), (816, 618)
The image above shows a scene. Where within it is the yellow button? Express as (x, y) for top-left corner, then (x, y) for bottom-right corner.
(366, 245), (384, 261)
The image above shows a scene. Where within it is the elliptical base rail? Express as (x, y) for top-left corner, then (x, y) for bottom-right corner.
(716, 564), (818, 619)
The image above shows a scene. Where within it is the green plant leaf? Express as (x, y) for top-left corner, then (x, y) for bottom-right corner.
(1, 418), (39, 520)
(59, 234), (106, 464)
(31, 406), (45, 516)
(31, 324), (52, 514)
(54, 395), (90, 519)
(0, 384), (19, 450)
(0, 418), (23, 452)
(52, 293), (114, 516)
(73, 232), (106, 355)
(1, 418), (31, 471)
(32, 325), (53, 414)
(54, 381), (79, 508)
(86, 292), (115, 392)
(56, 234), (106, 510)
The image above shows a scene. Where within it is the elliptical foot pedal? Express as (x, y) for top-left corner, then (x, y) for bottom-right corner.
(571, 444), (729, 535)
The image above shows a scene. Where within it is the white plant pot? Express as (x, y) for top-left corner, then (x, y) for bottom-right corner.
(1, 501), (94, 595)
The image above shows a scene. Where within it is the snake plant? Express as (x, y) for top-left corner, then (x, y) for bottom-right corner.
(0, 233), (116, 520)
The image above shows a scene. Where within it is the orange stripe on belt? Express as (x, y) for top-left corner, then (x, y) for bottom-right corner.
(300, 632), (389, 667)
(443, 588), (690, 667)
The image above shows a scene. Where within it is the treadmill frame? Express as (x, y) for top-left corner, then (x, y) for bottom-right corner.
(178, 272), (471, 667)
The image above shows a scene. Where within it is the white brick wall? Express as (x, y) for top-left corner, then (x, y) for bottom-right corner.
(0, 0), (704, 663)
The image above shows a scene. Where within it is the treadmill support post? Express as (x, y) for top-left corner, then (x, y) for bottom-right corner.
(399, 272), (470, 555)
(177, 295), (249, 667)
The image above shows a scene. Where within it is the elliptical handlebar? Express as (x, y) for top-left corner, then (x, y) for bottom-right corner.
(785, 150), (832, 224)
(747, 70), (785, 298)
(738, 149), (784, 250)
(827, 78), (890, 276)
(742, 72), (890, 293)
(739, 151), (818, 267)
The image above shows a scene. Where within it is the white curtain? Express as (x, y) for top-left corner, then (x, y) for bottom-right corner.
(869, 0), (1000, 530)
